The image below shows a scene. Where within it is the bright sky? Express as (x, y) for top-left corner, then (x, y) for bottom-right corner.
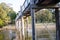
(0, 0), (25, 13)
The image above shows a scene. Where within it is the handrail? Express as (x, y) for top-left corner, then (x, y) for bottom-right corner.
(16, 0), (30, 21)
(21, 0), (31, 12)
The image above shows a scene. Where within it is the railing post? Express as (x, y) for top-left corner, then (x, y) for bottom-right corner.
(30, 0), (34, 4)
(55, 8), (60, 40)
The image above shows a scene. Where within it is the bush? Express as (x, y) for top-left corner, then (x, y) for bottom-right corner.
(0, 19), (4, 28)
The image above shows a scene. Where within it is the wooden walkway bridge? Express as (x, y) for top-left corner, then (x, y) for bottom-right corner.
(15, 0), (60, 40)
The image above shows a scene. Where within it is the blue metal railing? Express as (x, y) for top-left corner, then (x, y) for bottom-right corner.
(21, 0), (31, 12)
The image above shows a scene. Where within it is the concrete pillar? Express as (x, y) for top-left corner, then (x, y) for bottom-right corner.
(26, 17), (29, 40)
(21, 17), (25, 40)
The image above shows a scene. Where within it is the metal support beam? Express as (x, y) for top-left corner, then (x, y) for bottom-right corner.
(30, 8), (35, 40)
(55, 8), (60, 40)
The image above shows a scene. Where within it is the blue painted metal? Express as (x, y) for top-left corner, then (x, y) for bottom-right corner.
(55, 8), (60, 40)
(30, 8), (35, 40)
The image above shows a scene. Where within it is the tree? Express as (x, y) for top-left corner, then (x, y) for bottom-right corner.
(35, 9), (53, 23)
(0, 19), (4, 28)
(8, 11), (17, 24)
(0, 7), (7, 20)
(0, 2), (16, 27)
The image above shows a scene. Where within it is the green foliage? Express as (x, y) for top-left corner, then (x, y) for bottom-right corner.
(8, 11), (16, 24)
(0, 2), (16, 26)
(0, 19), (4, 28)
(8, 11), (16, 20)
(35, 9), (55, 23)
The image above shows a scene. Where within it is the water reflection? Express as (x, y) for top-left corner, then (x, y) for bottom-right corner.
(0, 29), (16, 40)
(9, 30), (16, 40)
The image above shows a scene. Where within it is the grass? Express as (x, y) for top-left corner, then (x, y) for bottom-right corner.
(19, 23), (56, 40)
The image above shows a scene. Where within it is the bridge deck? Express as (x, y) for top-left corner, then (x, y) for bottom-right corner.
(16, 0), (59, 20)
